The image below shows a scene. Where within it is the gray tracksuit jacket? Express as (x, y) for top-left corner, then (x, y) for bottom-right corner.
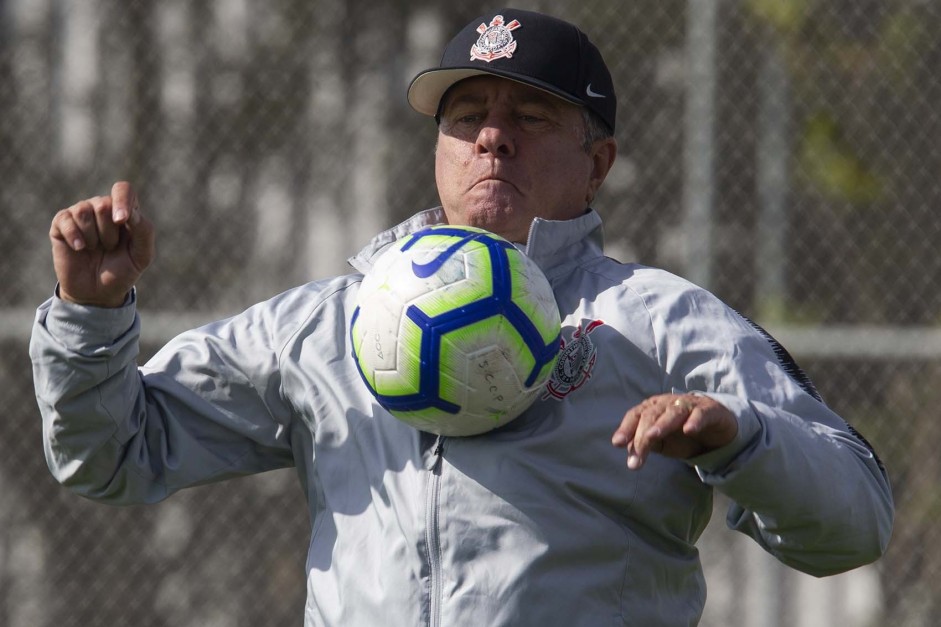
(31, 208), (893, 626)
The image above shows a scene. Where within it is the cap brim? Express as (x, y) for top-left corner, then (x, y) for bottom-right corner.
(407, 67), (586, 118)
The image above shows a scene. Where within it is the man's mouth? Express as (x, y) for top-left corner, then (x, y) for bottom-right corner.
(471, 175), (518, 191)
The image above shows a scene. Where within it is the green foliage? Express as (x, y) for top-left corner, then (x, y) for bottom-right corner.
(754, 294), (828, 326)
(797, 112), (882, 204)
(744, 0), (813, 35)
(879, 9), (930, 87)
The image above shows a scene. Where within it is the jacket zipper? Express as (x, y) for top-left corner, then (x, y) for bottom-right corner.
(425, 435), (446, 627)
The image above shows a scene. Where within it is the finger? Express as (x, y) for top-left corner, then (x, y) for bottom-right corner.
(612, 397), (664, 463)
(90, 195), (121, 250)
(664, 396), (701, 444)
(625, 400), (669, 469)
(111, 181), (130, 223)
(630, 404), (675, 468)
(108, 180), (155, 273)
(682, 405), (705, 435)
(111, 181), (138, 225)
(681, 397), (738, 448)
(125, 205), (156, 274)
(50, 207), (85, 251)
(52, 200), (101, 251)
(628, 395), (703, 469)
(611, 404), (642, 448)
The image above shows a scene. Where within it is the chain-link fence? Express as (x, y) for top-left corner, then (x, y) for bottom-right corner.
(2, 0), (938, 625)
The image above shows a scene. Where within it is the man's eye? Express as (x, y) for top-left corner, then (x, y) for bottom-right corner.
(518, 114), (548, 125)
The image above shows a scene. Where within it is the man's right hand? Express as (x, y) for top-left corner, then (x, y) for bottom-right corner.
(49, 181), (156, 308)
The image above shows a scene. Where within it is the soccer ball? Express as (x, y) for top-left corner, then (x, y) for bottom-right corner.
(350, 225), (561, 436)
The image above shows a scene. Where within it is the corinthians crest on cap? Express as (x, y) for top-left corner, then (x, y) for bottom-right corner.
(470, 15), (522, 63)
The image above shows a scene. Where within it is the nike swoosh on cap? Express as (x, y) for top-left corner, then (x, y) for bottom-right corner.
(585, 83), (606, 98)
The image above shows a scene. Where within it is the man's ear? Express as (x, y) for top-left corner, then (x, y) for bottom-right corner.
(586, 137), (618, 205)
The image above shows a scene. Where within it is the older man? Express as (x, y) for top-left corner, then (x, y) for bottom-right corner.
(32, 8), (892, 626)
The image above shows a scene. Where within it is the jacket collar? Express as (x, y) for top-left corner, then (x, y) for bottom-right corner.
(348, 207), (604, 277)
(347, 208), (447, 274)
(523, 209), (604, 279)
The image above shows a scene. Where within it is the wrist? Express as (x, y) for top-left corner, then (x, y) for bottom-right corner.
(56, 285), (131, 309)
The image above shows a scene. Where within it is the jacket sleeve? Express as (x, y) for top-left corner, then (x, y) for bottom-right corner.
(29, 290), (296, 505)
(651, 285), (893, 577)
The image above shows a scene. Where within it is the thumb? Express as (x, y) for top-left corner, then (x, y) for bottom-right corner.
(111, 181), (136, 224)
(125, 209), (156, 274)
(111, 182), (156, 274)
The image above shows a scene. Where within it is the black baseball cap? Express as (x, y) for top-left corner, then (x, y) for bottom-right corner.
(407, 9), (616, 132)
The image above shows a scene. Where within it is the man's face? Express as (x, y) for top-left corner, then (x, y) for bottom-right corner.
(434, 76), (615, 244)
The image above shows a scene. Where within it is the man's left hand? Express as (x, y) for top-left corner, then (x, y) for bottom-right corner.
(611, 394), (739, 470)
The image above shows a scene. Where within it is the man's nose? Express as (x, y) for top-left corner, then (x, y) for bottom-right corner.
(474, 116), (516, 157)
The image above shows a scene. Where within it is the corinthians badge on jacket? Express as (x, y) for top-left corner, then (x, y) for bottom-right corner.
(543, 320), (605, 400)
